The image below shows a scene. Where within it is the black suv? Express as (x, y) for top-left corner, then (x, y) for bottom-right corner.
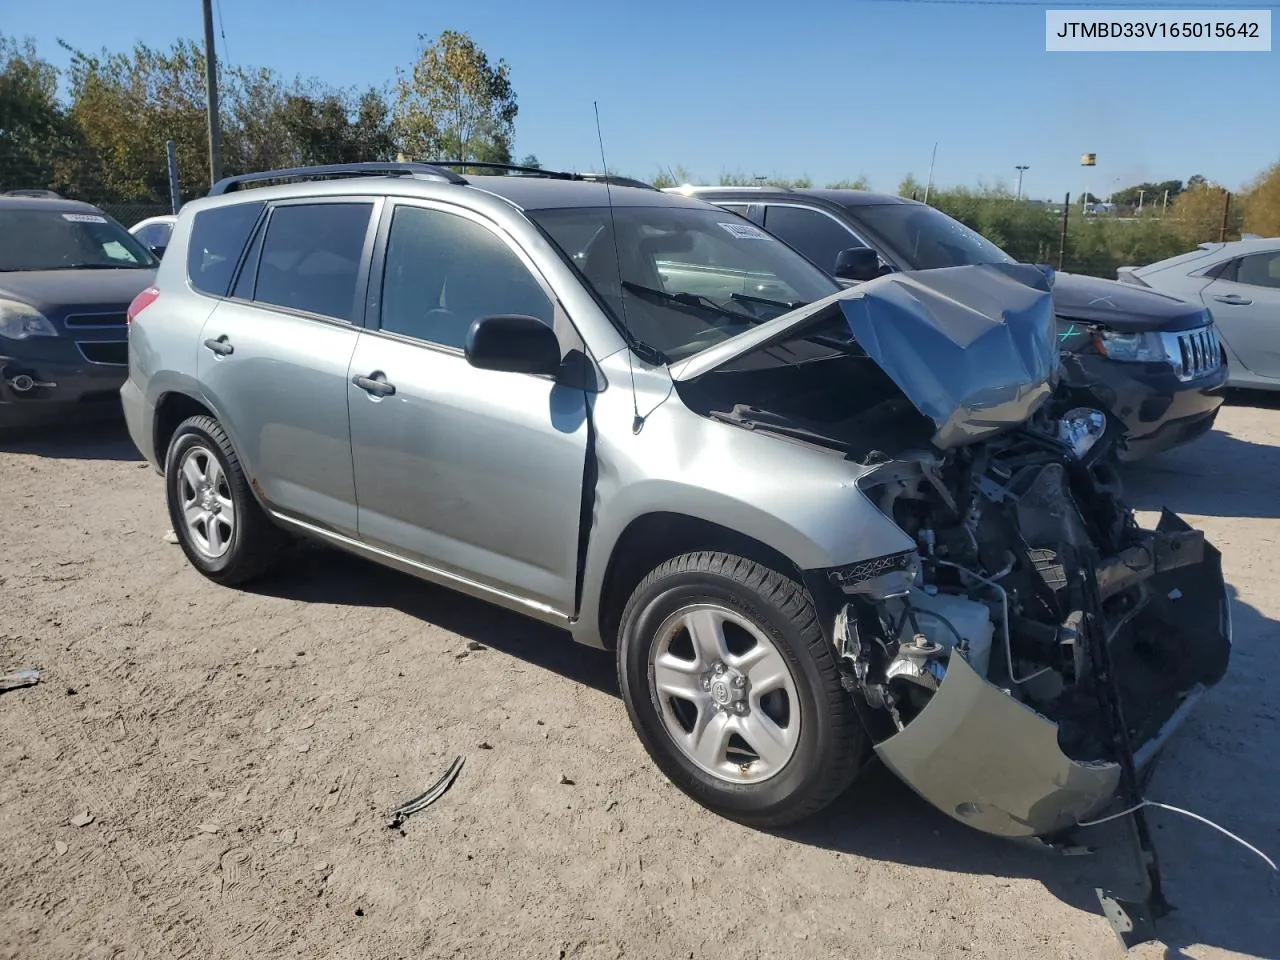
(673, 186), (1227, 462)
(0, 194), (158, 430)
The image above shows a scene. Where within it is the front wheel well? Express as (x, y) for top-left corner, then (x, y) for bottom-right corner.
(597, 512), (806, 650)
(153, 392), (215, 468)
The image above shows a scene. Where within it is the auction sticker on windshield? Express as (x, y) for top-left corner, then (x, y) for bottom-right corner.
(1046, 9), (1271, 50)
(718, 221), (770, 240)
(61, 213), (109, 223)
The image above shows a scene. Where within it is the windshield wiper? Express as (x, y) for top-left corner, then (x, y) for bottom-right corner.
(729, 291), (808, 311)
(621, 281), (758, 325)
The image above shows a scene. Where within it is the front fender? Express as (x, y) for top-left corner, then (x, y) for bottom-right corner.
(571, 382), (915, 648)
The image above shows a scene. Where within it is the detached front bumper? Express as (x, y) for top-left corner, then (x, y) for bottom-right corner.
(1, 341), (127, 427)
(870, 512), (1231, 839)
(1061, 354), (1227, 462)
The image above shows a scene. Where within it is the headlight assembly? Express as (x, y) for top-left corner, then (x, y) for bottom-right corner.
(1057, 407), (1107, 459)
(1091, 329), (1166, 363)
(0, 298), (58, 340)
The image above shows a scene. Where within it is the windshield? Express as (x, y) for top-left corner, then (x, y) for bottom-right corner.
(852, 203), (1015, 271)
(0, 208), (157, 272)
(528, 205), (841, 361)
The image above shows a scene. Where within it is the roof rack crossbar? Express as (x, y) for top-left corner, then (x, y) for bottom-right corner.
(427, 161), (657, 191)
(208, 162), (467, 196)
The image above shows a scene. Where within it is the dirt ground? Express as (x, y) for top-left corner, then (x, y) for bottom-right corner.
(2, 398), (1279, 960)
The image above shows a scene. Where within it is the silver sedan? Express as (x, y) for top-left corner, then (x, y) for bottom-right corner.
(1118, 238), (1280, 390)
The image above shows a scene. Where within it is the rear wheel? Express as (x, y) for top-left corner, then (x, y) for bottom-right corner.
(164, 415), (285, 585)
(617, 551), (868, 827)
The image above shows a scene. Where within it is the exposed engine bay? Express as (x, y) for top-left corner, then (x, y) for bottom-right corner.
(677, 334), (1232, 840)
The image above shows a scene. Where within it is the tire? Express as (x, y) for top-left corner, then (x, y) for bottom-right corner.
(617, 551), (868, 827)
(164, 414), (285, 585)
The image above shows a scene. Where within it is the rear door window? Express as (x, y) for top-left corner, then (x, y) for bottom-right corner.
(187, 201), (265, 296)
(252, 203), (374, 322)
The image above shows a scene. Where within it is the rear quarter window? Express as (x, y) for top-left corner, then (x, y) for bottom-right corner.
(186, 201), (266, 296)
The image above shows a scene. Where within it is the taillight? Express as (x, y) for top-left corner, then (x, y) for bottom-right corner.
(126, 286), (160, 324)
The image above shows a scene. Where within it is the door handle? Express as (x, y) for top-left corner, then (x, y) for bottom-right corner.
(352, 372), (396, 397)
(203, 335), (234, 356)
(1212, 294), (1252, 305)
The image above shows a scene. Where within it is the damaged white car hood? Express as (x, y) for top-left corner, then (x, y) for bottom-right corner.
(670, 263), (1061, 450)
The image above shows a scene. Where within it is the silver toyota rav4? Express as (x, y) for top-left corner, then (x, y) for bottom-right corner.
(122, 162), (1230, 846)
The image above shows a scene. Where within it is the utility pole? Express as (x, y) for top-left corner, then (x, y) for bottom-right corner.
(1015, 165), (1029, 200)
(1219, 192), (1232, 242)
(202, 0), (222, 187)
(923, 142), (938, 205)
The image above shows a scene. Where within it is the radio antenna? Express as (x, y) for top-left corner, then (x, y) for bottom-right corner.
(593, 100), (645, 434)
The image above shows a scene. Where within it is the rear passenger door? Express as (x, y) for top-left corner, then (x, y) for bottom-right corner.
(196, 198), (380, 536)
(347, 200), (589, 618)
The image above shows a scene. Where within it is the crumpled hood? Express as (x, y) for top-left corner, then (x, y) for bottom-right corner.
(1051, 272), (1207, 332)
(673, 262), (1059, 450)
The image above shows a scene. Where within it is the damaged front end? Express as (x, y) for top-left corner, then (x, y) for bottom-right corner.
(840, 442), (1231, 839)
(674, 264), (1232, 841)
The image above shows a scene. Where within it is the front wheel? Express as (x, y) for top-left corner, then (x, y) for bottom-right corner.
(617, 552), (868, 827)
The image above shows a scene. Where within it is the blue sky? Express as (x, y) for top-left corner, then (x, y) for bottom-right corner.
(7, 0), (1278, 199)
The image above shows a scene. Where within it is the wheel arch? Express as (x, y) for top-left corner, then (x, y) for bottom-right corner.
(590, 511), (844, 652)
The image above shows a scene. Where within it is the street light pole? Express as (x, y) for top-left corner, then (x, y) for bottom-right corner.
(1015, 165), (1029, 200)
(202, 0), (223, 187)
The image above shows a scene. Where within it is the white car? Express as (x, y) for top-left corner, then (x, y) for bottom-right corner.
(1118, 238), (1280, 390)
(129, 215), (178, 256)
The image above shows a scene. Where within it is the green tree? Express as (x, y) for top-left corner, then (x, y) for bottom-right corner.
(897, 173), (923, 198)
(1170, 182), (1243, 244)
(1242, 161), (1280, 238)
(394, 30), (517, 163)
(826, 176), (871, 190)
(61, 39), (212, 200)
(0, 33), (73, 191)
(650, 163), (696, 188)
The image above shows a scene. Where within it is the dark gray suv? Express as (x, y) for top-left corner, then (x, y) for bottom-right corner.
(121, 160), (1229, 901)
(0, 194), (158, 430)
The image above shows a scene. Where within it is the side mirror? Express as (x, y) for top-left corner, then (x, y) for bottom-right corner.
(465, 314), (562, 376)
(833, 247), (881, 282)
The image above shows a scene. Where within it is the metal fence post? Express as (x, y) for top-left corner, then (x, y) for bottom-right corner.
(166, 141), (182, 215)
(1059, 192), (1070, 271)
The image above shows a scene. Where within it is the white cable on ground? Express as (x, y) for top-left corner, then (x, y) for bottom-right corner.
(1077, 800), (1277, 872)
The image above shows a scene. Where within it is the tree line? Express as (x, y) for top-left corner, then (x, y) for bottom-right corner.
(0, 30), (525, 206)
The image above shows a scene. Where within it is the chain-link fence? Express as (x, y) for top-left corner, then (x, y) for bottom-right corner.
(1, 141), (184, 230)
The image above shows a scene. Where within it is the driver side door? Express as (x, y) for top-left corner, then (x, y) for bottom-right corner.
(347, 200), (591, 620)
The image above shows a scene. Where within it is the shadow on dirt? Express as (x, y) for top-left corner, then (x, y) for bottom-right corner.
(0, 408), (141, 462)
(258, 544), (1280, 955)
(257, 546), (620, 698)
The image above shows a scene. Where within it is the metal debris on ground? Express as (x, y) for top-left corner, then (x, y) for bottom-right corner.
(0, 667), (40, 693)
(387, 755), (465, 828)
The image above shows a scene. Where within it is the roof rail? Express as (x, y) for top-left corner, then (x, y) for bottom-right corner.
(2, 188), (63, 199)
(208, 162), (467, 196)
(428, 161), (658, 191)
